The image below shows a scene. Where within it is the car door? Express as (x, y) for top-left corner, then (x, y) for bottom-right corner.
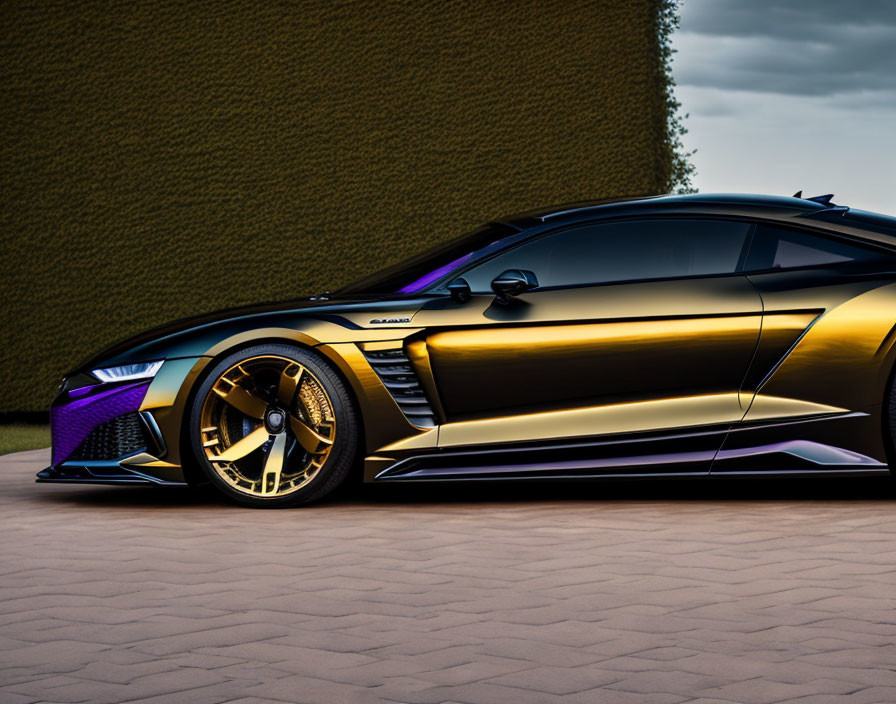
(410, 217), (763, 472)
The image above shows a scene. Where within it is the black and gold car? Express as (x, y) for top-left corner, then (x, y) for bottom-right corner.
(40, 193), (896, 506)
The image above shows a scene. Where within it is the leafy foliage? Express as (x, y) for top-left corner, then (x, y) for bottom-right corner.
(658, 0), (697, 193)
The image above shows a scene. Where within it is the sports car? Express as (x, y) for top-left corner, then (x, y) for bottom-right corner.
(39, 193), (896, 507)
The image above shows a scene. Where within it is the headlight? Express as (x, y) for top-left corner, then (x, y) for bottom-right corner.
(91, 361), (164, 383)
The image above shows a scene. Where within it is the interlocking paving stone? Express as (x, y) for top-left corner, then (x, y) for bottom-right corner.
(2, 448), (896, 703)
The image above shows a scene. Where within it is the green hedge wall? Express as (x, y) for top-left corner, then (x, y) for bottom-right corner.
(1, 0), (681, 413)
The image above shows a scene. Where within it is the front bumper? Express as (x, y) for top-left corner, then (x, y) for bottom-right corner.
(39, 360), (199, 487)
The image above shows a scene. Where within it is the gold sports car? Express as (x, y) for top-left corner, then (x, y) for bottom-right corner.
(39, 193), (896, 507)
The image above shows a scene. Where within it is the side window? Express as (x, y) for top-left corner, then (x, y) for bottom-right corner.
(459, 219), (751, 292)
(745, 224), (885, 271)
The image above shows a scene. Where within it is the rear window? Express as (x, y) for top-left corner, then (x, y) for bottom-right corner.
(745, 224), (890, 271)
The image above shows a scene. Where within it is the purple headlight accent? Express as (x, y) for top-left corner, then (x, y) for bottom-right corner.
(398, 253), (474, 293)
(50, 381), (151, 465)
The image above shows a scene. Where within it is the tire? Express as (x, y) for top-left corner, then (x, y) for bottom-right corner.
(188, 343), (358, 507)
(887, 368), (896, 477)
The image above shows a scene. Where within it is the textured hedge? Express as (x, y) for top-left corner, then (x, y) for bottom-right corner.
(1, 0), (681, 413)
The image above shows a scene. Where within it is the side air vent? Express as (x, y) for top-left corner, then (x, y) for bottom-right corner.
(363, 349), (436, 428)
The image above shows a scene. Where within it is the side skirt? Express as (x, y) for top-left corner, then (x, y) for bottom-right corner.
(375, 467), (890, 483)
(374, 413), (890, 482)
(375, 428), (727, 482)
(712, 412), (888, 474)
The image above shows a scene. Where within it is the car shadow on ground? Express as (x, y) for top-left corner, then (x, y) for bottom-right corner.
(31, 474), (896, 509)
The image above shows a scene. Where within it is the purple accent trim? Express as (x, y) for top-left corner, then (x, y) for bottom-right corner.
(384, 450), (716, 480)
(50, 381), (150, 465)
(68, 385), (97, 399)
(398, 253), (474, 293)
(716, 440), (883, 466)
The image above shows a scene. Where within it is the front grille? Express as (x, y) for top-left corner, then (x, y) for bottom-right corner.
(363, 349), (436, 427)
(68, 412), (148, 461)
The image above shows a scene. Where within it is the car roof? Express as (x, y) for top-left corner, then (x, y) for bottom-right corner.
(496, 193), (822, 225)
(494, 193), (896, 246)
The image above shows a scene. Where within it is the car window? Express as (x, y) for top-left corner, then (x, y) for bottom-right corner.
(745, 224), (886, 271)
(457, 219), (751, 292)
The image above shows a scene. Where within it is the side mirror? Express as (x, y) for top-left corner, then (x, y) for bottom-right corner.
(491, 269), (538, 304)
(447, 277), (471, 303)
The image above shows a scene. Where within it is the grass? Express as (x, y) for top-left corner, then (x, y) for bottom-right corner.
(0, 424), (50, 455)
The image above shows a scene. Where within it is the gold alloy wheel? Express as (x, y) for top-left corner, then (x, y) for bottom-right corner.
(199, 355), (336, 498)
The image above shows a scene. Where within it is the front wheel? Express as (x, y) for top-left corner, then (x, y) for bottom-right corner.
(189, 344), (358, 507)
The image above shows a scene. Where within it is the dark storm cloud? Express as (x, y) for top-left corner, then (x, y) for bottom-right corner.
(671, 1), (896, 215)
(675, 0), (896, 99)
(682, 0), (896, 39)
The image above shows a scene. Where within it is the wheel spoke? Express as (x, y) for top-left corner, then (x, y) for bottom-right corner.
(213, 426), (269, 462)
(259, 433), (287, 495)
(202, 353), (337, 499)
(290, 414), (334, 454)
(213, 378), (267, 419)
(277, 363), (304, 408)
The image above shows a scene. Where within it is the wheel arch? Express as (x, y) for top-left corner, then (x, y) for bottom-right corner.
(176, 334), (366, 487)
(879, 322), (896, 471)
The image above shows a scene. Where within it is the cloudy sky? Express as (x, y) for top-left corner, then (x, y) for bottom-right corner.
(671, 0), (895, 215)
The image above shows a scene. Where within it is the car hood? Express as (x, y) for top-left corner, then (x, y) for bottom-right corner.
(76, 294), (431, 373)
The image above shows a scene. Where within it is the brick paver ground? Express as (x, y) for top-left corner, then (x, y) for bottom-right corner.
(2, 448), (896, 703)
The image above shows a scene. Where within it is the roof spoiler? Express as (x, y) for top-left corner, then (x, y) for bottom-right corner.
(793, 191), (849, 219)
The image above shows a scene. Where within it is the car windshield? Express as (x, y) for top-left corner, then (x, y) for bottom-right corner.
(337, 222), (520, 294)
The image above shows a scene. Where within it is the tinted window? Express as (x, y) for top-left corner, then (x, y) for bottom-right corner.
(745, 224), (885, 271)
(458, 219), (751, 292)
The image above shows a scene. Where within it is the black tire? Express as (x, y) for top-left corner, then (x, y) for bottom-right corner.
(887, 368), (896, 477)
(189, 343), (358, 508)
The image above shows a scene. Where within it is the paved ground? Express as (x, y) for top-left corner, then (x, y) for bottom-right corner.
(2, 449), (896, 704)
